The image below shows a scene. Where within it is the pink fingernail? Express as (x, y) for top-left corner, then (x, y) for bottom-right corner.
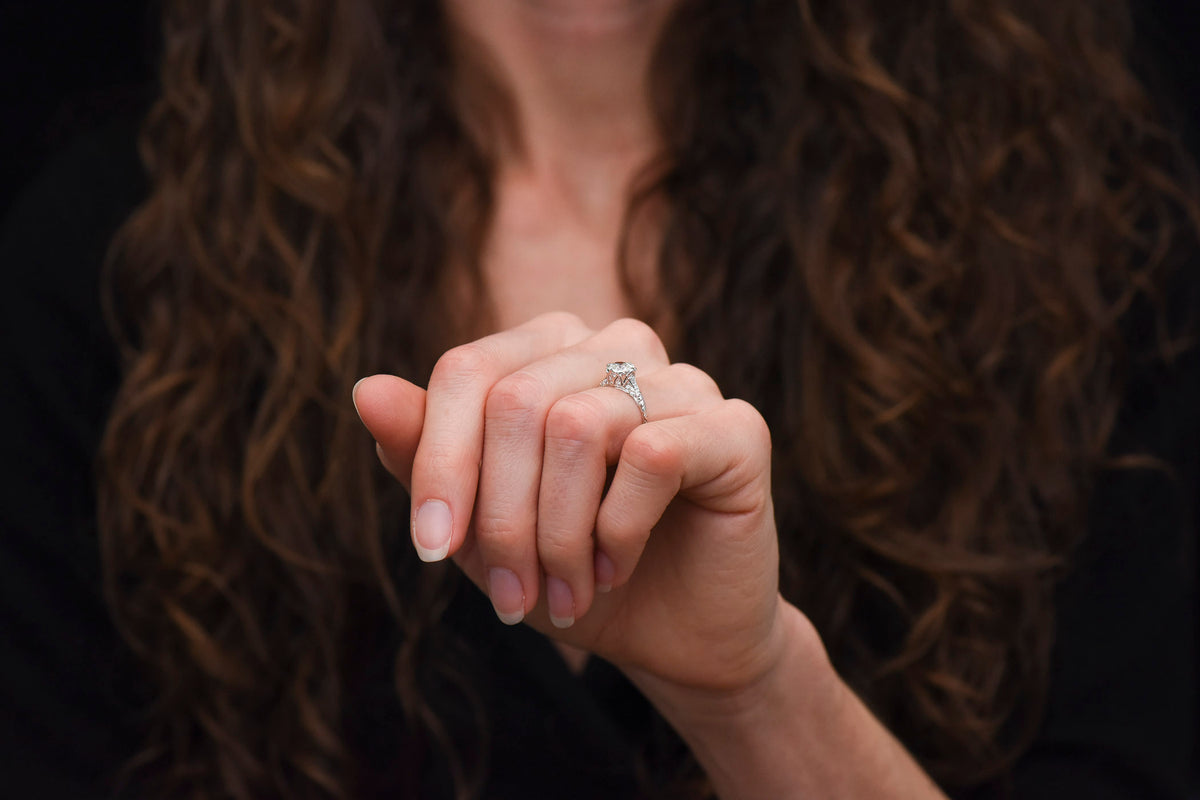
(546, 576), (575, 628)
(413, 500), (452, 562)
(487, 568), (526, 625)
(594, 551), (615, 593)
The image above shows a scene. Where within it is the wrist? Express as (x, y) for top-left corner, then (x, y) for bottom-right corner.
(624, 599), (946, 800)
(628, 597), (835, 716)
(624, 599), (847, 794)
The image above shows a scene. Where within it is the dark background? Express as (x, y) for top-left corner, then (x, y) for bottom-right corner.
(1, 0), (155, 218)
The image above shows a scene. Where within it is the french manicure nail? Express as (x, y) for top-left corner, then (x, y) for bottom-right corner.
(487, 568), (526, 625)
(412, 500), (452, 562)
(546, 576), (575, 628)
(351, 378), (366, 417)
(594, 551), (615, 593)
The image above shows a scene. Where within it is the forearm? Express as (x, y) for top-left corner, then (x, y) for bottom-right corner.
(627, 601), (948, 800)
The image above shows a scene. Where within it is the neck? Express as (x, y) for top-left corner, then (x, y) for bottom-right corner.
(444, 0), (676, 179)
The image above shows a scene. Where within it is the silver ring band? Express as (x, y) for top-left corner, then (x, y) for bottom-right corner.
(600, 361), (648, 422)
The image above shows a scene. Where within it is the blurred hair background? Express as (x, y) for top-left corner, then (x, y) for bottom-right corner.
(2, 1), (1197, 217)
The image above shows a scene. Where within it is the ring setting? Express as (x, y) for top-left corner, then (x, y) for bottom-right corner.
(600, 361), (647, 422)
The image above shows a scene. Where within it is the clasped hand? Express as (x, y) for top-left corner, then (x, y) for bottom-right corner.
(353, 312), (789, 693)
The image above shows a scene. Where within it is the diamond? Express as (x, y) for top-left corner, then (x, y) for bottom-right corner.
(600, 362), (647, 421)
(605, 362), (636, 386)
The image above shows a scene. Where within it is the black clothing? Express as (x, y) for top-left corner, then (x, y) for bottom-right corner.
(1, 121), (1196, 799)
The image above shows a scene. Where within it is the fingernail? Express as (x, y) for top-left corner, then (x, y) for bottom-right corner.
(594, 551), (615, 593)
(545, 576), (575, 628)
(351, 378), (366, 417)
(487, 568), (525, 625)
(375, 442), (396, 474)
(412, 500), (452, 562)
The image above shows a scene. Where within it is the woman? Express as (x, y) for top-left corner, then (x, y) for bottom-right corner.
(1, 0), (1196, 797)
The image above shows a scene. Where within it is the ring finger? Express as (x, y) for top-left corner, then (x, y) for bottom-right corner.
(472, 319), (670, 625)
(535, 362), (724, 628)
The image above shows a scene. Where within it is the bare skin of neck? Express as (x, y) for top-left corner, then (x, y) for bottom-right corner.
(444, 0), (676, 331)
(442, 0), (679, 673)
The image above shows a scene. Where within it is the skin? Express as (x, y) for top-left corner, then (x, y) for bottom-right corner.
(353, 1), (951, 796)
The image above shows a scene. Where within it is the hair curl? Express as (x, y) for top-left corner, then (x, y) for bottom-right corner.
(99, 0), (1198, 796)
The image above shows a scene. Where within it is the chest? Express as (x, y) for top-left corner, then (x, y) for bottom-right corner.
(480, 173), (641, 333)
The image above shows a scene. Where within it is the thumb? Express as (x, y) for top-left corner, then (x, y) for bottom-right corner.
(352, 374), (426, 490)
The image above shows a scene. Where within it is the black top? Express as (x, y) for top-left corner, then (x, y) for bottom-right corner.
(1, 120), (1196, 799)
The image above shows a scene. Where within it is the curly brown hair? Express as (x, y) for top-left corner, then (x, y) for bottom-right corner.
(98, 0), (1198, 797)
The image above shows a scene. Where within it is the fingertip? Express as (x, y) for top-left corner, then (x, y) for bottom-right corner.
(352, 374), (387, 431)
(594, 550), (616, 593)
(487, 567), (527, 625)
(413, 499), (453, 563)
(545, 576), (576, 628)
(353, 373), (410, 412)
(353, 374), (426, 439)
(352, 373), (390, 407)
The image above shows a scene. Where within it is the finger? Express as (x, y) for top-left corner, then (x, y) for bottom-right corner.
(475, 318), (670, 626)
(408, 312), (590, 568)
(538, 362), (723, 626)
(595, 398), (773, 591)
(352, 374), (426, 490)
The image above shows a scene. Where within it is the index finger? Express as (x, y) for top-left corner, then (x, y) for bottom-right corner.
(409, 312), (591, 562)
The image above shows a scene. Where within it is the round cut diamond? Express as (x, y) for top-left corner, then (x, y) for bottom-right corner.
(600, 361), (647, 421)
(605, 362), (636, 386)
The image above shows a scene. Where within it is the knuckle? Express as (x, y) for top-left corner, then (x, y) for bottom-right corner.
(670, 362), (722, 398)
(606, 318), (667, 361)
(607, 317), (655, 340)
(595, 507), (637, 544)
(472, 509), (524, 546)
(544, 393), (607, 451)
(623, 426), (684, 477)
(430, 343), (494, 391)
(485, 371), (547, 425)
(720, 399), (773, 481)
(536, 531), (584, 569)
(417, 441), (474, 482)
(725, 399), (772, 454)
(532, 310), (588, 340)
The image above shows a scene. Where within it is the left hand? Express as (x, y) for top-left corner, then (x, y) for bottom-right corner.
(353, 312), (790, 692)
